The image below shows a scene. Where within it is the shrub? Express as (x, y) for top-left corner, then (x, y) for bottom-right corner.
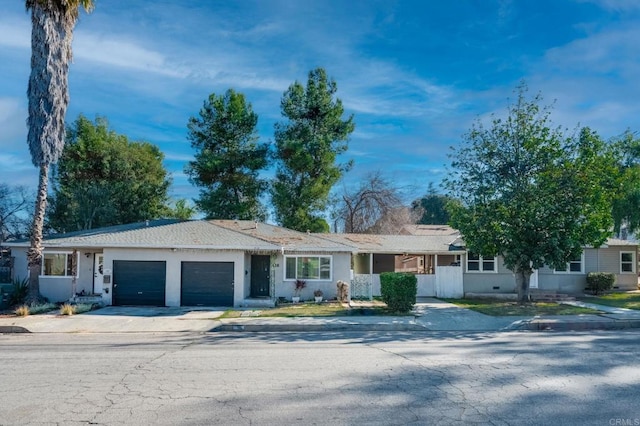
(60, 303), (76, 315)
(28, 303), (57, 315)
(8, 277), (29, 307)
(380, 272), (417, 313)
(14, 305), (29, 316)
(586, 272), (615, 295)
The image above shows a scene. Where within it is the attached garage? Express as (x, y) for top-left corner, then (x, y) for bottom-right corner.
(181, 261), (234, 306)
(113, 260), (166, 306)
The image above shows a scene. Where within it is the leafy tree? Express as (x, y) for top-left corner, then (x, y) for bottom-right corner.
(185, 89), (269, 220)
(0, 184), (33, 245)
(48, 115), (171, 231)
(611, 132), (640, 237)
(445, 85), (616, 304)
(25, 0), (94, 302)
(272, 68), (355, 232)
(165, 199), (196, 220)
(411, 183), (452, 225)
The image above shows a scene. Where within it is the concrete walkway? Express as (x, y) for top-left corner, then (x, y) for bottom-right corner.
(1, 298), (640, 333)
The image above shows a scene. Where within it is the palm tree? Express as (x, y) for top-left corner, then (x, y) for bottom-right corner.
(25, 0), (94, 302)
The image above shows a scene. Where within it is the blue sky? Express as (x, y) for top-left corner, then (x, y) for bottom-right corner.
(1, 0), (639, 207)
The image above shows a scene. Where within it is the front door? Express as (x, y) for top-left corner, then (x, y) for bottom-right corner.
(93, 254), (104, 294)
(250, 255), (270, 297)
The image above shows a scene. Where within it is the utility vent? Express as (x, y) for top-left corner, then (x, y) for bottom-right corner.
(493, 286), (500, 290)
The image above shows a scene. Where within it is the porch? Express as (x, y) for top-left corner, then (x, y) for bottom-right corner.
(350, 252), (464, 299)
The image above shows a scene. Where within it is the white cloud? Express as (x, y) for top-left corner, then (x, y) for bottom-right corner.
(73, 32), (188, 78)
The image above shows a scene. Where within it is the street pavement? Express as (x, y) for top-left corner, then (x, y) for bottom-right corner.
(1, 297), (640, 333)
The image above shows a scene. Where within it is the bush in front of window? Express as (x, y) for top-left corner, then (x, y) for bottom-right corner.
(380, 272), (417, 313)
(586, 272), (615, 295)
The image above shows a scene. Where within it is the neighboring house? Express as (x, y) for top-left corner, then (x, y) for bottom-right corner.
(400, 226), (638, 295)
(5, 220), (353, 307)
(316, 233), (466, 298)
(461, 238), (638, 295)
(321, 229), (638, 299)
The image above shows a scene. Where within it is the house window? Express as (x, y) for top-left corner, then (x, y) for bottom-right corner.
(554, 253), (584, 274)
(620, 251), (636, 274)
(42, 252), (75, 277)
(466, 252), (496, 273)
(285, 256), (331, 280)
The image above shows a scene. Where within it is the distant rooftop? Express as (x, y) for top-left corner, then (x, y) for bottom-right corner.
(399, 224), (459, 236)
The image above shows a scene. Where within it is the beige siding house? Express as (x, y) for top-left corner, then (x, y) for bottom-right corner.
(461, 239), (638, 296)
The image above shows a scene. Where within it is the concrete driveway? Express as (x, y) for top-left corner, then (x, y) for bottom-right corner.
(0, 306), (226, 333)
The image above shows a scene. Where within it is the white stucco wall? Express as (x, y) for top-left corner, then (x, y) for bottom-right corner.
(102, 248), (247, 307)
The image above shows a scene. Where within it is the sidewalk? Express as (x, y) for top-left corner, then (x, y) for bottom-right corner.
(1, 298), (640, 334)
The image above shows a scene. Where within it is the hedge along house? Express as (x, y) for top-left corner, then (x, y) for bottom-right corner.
(462, 238), (639, 297)
(6, 220), (354, 307)
(316, 232), (467, 298)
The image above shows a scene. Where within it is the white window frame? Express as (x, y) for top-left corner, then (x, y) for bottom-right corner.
(465, 252), (497, 273)
(554, 253), (585, 274)
(620, 251), (636, 274)
(284, 255), (332, 281)
(41, 251), (78, 278)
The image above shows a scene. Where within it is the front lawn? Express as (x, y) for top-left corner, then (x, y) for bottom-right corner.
(219, 301), (410, 318)
(579, 292), (640, 310)
(442, 298), (601, 316)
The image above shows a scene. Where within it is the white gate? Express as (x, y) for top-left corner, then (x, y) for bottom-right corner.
(435, 265), (463, 298)
(416, 274), (436, 297)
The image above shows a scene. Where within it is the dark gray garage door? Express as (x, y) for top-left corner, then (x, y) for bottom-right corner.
(113, 260), (166, 306)
(181, 262), (234, 306)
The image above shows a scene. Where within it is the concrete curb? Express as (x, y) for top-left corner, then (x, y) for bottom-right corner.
(213, 322), (428, 332)
(506, 318), (640, 331)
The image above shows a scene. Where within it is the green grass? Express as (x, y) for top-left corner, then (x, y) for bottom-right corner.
(579, 292), (640, 310)
(219, 301), (410, 318)
(443, 298), (601, 316)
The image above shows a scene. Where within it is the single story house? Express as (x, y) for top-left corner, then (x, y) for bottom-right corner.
(316, 232), (466, 298)
(6, 219), (637, 306)
(319, 228), (637, 298)
(460, 239), (638, 296)
(5, 220), (354, 307)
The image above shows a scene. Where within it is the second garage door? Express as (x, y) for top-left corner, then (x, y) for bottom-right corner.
(181, 262), (234, 306)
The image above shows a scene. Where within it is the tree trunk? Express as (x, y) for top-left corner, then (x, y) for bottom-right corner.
(514, 267), (533, 305)
(26, 163), (49, 304)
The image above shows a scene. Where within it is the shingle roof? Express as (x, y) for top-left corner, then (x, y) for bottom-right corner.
(604, 238), (638, 247)
(211, 220), (355, 253)
(314, 233), (464, 254)
(5, 220), (280, 251)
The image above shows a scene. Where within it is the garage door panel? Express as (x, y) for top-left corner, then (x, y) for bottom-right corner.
(113, 261), (166, 306)
(181, 262), (234, 306)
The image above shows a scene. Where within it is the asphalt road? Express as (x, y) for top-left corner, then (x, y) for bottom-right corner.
(1, 330), (639, 425)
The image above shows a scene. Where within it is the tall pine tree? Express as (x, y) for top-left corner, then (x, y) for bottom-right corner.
(272, 68), (355, 232)
(186, 89), (269, 220)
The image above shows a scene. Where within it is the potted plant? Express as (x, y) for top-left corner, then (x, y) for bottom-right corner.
(314, 289), (323, 303)
(292, 279), (306, 303)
